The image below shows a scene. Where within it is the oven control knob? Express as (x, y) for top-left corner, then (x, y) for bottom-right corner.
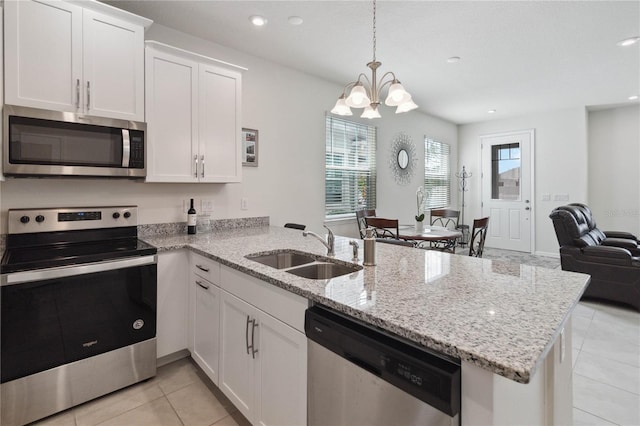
(20, 215), (30, 224)
(123, 211), (131, 219)
(35, 215), (45, 223)
(112, 212), (121, 219)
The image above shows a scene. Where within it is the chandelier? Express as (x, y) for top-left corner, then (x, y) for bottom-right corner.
(331, 0), (418, 119)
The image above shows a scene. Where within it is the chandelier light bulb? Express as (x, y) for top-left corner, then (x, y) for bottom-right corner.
(361, 105), (381, 119)
(385, 82), (411, 106)
(395, 99), (418, 114)
(331, 96), (353, 116)
(345, 84), (371, 108)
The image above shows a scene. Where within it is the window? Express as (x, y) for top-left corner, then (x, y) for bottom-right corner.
(491, 143), (521, 200)
(325, 116), (377, 217)
(424, 138), (451, 209)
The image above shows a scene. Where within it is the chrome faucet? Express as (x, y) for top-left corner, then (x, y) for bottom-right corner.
(303, 225), (335, 257)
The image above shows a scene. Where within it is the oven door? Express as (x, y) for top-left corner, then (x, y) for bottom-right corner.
(1, 255), (157, 384)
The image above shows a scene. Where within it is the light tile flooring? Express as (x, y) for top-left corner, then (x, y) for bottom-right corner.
(33, 358), (251, 426)
(33, 249), (639, 426)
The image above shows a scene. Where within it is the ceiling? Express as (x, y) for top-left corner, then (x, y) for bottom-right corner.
(105, 0), (640, 124)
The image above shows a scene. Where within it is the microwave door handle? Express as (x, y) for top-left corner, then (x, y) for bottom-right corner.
(122, 130), (131, 167)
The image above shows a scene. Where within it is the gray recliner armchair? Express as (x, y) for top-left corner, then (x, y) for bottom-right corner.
(549, 203), (640, 311)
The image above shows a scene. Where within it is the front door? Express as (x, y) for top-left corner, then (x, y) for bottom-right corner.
(481, 130), (534, 252)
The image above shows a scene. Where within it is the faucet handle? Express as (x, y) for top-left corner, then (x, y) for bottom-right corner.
(349, 240), (359, 263)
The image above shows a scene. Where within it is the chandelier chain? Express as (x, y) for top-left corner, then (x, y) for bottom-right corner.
(372, 0), (377, 61)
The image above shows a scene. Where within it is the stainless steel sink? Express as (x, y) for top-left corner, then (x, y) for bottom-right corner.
(286, 262), (362, 279)
(246, 251), (316, 269)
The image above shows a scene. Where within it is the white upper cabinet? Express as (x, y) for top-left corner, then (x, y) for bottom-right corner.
(4, 0), (148, 121)
(145, 41), (244, 183)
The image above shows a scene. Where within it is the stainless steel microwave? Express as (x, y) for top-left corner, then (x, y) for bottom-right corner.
(3, 105), (146, 178)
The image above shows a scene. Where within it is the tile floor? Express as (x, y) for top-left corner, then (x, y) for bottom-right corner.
(32, 358), (251, 426)
(33, 249), (639, 426)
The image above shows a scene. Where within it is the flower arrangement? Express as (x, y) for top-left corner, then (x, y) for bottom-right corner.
(415, 187), (425, 222)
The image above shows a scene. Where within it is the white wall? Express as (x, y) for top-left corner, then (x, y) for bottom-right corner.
(587, 105), (640, 236)
(0, 21), (456, 236)
(458, 107), (589, 256)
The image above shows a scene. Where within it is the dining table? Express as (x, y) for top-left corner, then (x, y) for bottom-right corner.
(398, 224), (463, 253)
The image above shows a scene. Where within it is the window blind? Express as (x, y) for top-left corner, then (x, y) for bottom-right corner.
(325, 116), (377, 217)
(424, 138), (451, 209)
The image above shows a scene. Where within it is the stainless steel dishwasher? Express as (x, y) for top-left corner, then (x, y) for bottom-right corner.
(305, 305), (461, 426)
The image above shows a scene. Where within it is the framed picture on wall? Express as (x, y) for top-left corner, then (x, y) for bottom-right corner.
(242, 128), (259, 167)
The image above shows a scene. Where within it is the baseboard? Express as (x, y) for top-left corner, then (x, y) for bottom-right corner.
(534, 251), (559, 258)
(157, 349), (190, 367)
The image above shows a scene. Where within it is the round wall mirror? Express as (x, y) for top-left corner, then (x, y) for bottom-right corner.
(389, 132), (417, 185)
(397, 149), (409, 169)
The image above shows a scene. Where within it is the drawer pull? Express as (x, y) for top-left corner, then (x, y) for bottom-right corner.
(245, 315), (251, 355)
(195, 280), (209, 290)
(196, 264), (210, 272)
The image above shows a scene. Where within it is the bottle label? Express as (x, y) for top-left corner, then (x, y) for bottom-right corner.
(188, 214), (197, 226)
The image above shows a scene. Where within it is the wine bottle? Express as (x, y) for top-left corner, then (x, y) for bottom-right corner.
(188, 198), (197, 235)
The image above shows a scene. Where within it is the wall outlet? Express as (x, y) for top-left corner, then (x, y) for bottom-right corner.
(201, 199), (214, 214)
(542, 194), (551, 201)
(241, 198), (249, 210)
(553, 194), (570, 201)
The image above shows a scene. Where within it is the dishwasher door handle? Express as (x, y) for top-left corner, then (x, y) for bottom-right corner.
(345, 353), (381, 377)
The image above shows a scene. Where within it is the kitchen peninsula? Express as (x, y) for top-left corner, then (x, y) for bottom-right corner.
(144, 225), (589, 425)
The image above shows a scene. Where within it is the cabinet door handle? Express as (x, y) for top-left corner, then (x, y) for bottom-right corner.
(86, 81), (91, 111)
(245, 315), (251, 355)
(201, 155), (205, 178)
(75, 79), (80, 109)
(195, 280), (209, 290)
(196, 264), (210, 272)
(251, 319), (259, 359)
(194, 155), (199, 178)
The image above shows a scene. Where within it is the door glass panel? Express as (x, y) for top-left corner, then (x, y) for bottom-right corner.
(491, 143), (520, 200)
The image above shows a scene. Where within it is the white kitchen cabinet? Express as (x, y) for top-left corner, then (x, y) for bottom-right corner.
(4, 0), (148, 121)
(156, 250), (189, 359)
(190, 253), (222, 384)
(219, 291), (256, 418)
(219, 266), (307, 426)
(145, 41), (244, 183)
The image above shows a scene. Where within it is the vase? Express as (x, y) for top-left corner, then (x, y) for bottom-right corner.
(415, 221), (424, 233)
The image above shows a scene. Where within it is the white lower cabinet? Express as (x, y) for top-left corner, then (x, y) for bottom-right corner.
(219, 266), (308, 426)
(157, 250), (189, 359)
(190, 253), (222, 384)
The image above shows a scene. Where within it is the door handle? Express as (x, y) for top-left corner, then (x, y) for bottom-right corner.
(251, 319), (259, 359)
(194, 155), (199, 178)
(195, 264), (210, 272)
(76, 79), (80, 109)
(86, 81), (91, 111)
(201, 155), (205, 178)
(245, 315), (251, 355)
(195, 280), (209, 290)
(525, 207), (530, 211)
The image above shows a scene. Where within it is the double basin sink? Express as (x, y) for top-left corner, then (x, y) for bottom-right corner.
(246, 250), (362, 279)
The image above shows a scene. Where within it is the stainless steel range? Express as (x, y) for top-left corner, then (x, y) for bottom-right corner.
(1, 206), (157, 426)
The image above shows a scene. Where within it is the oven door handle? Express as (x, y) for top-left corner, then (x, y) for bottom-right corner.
(3, 255), (158, 286)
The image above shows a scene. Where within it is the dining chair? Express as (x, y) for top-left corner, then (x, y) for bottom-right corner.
(364, 217), (400, 240)
(429, 209), (460, 250)
(355, 209), (376, 238)
(429, 209), (460, 229)
(469, 217), (490, 257)
(284, 223), (306, 230)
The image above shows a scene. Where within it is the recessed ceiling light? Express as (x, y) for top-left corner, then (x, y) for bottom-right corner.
(446, 56), (461, 63)
(629, 95), (639, 101)
(616, 36), (640, 47)
(487, 109), (496, 114)
(249, 15), (267, 26)
(288, 16), (304, 26)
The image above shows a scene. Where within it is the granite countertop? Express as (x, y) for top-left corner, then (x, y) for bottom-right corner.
(143, 226), (589, 384)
